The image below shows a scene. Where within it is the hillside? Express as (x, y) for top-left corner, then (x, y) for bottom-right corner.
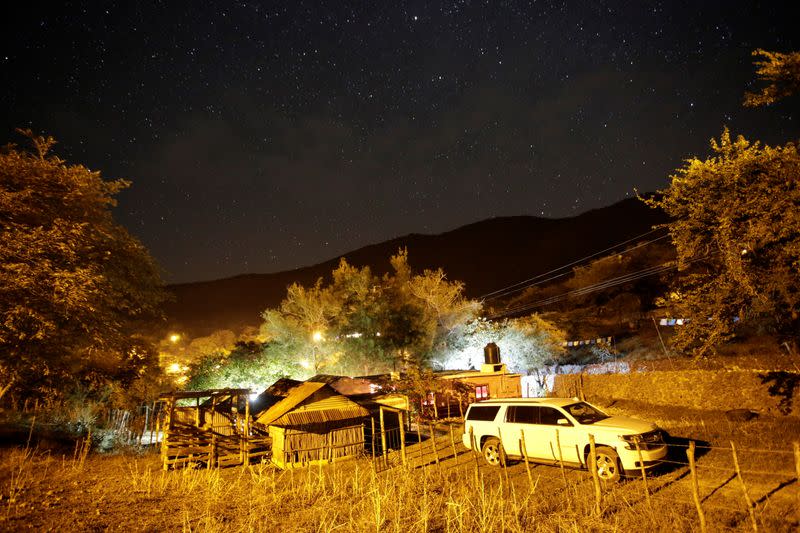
(164, 197), (668, 336)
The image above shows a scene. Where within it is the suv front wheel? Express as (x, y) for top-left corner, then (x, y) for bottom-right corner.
(594, 446), (621, 482)
(482, 437), (506, 467)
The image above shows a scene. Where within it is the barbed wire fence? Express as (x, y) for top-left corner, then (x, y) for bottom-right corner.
(380, 421), (800, 530)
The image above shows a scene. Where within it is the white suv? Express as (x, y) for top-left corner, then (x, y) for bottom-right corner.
(462, 398), (666, 482)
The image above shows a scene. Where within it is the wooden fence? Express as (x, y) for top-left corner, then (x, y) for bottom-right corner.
(159, 389), (271, 470)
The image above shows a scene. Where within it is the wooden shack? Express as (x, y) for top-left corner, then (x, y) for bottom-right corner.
(159, 388), (270, 469)
(254, 381), (370, 469)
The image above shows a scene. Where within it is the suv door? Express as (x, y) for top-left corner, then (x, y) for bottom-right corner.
(528, 406), (582, 464)
(502, 405), (546, 460)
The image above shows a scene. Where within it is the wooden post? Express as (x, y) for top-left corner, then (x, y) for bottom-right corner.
(243, 392), (251, 465)
(730, 441), (758, 532)
(416, 423), (424, 467)
(469, 426), (480, 477)
(428, 424), (440, 467)
(141, 404), (150, 449)
(687, 441), (707, 533)
(432, 392), (438, 419)
(195, 396), (201, 427)
(369, 416), (375, 461)
(210, 432), (217, 469)
(398, 411), (407, 466)
(162, 398), (175, 471)
(447, 392), (451, 419)
(380, 407), (388, 467)
(458, 399), (464, 419)
(588, 434), (602, 516)
(148, 403), (156, 447)
(497, 428), (509, 488)
(555, 428), (568, 487)
(794, 442), (800, 512)
(634, 439), (652, 510)
(520, 430), (534, 491)
(449, 424), (458, 464)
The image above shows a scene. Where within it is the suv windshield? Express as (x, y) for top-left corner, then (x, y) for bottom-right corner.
(564, 402), (610, 424)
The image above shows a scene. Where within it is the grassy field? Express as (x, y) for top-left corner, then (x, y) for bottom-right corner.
(1, 402), (798, 532)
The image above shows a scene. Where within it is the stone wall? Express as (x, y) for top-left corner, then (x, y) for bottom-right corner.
(552, 368), (800, 416)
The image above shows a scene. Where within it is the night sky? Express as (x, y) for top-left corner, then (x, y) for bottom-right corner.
(2, 1), (798, 284)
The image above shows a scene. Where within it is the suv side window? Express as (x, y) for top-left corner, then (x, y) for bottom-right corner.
(539, 406), (564, 425)
(466, 405), (501, 421)
(506, 405), (539, 424)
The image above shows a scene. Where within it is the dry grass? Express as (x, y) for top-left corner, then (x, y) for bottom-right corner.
(1, 404), (799, 532)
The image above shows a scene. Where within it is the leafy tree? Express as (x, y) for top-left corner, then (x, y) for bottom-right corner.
(0, 131), (167, 400)
(258, 250), (480, 378)
(432, 316), (566, 373)
(186, 329), (237, 360)
(186, 341), (291, 392)
(645, 130), (800, 354)
(744, 49), (800, 107)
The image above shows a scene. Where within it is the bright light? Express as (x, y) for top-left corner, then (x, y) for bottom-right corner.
(312, 331), (324, 343)
(169, 333), (181, 343)
(166, 362), (182, 374)
(299, 359), (312, 369)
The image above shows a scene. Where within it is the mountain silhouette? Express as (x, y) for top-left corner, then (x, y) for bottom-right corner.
(164, 197), (667, 337)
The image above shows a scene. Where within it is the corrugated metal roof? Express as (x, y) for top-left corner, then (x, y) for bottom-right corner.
(265, 378), (302, 396)
(279, 407), (368, 427)
(256, 382), (369, 427)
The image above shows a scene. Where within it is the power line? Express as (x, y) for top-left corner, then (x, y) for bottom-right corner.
(488, 254), (709, 319)
(480, 229), (670, 302)
(486, 259), (687, 319)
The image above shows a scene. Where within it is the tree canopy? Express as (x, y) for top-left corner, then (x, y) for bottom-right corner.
(259, 249), (481, 377)
(744, 49), (800, 107)
(0, 131), (167, 399)
(645, 130), (800, 354)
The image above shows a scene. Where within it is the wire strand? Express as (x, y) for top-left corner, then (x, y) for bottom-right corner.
(479, 228), (669, 301)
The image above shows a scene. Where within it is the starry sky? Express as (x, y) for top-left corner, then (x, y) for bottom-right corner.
(2, 1), (799, 283)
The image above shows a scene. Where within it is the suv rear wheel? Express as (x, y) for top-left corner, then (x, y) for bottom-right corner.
(594, 446), (621, 482)
(482, 437), (506, 467)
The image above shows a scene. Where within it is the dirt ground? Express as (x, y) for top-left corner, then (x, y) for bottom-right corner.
(1, 401), (798, 532)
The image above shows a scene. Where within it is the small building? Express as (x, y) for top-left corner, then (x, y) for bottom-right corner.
(424, 343), (522, 418)
(444, 342), (521, 399)
(254, 381), (370, 469)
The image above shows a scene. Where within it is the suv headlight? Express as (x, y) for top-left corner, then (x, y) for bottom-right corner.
(619, 430), (663, 450)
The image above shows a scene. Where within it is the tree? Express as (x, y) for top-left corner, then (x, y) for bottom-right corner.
(0, 131), (167, 400)
(186, 341), (291, 392)
(645, 130), (800, 354)
(257, 250), (481, 378)
(431, 316), (566, 373)
(744, 49), (800, 107)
